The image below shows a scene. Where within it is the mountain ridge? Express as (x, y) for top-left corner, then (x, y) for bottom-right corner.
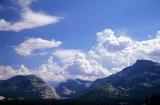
(80, 59), (160, 104)
(56, 78), (92, 98)
(0, 75), (60, 100)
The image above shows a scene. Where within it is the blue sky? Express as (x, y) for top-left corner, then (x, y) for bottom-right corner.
(0, 0), (160, 81)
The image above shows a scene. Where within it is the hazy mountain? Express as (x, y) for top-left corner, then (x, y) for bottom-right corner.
(81, 60), (160, 104)
(0, 75), (60, 100)
(56, 79), (92, 98)
(47, 81), (60, 88)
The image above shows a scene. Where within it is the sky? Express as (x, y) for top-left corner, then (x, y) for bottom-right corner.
(0, 0), (160, 82)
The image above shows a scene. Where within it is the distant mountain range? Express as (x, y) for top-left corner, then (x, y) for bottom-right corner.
(0, 59), (160, 105)
(56, 79), (92, 98)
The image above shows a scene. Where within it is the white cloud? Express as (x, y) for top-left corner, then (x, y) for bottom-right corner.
(3, 28), (160, 82)
(53, 49), (83, 65)
(96, 29), (133, 52)
(0, 19), (11, 30)
(37, 56), (65, 81)
(51, 29), (160, 81)
(15, 38), (62, 56)
(0, 57), (64, 81)
(0, 0), (61, 32)
(156, 31), (160, 38)
(53, 49), (111, 79)
(0, 64), (31, 80)
(17, 0), (35, 8)
(0, 66), (16, 80)
(89, 29), (160, 72)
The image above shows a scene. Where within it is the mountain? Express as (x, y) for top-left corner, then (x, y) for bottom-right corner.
(56, 79), (92, 98)
(1, 60), (160, 105)
(48, 81), (60, 88)
(81, 60), (160, 104)
(0, 75), (60, 100)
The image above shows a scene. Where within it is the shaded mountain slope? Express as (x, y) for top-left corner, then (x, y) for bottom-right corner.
(0, 75), (60, 100)
(82, 60), (160, 104)
(56, 79), (92, 98)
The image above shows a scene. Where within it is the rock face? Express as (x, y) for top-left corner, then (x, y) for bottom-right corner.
(56, 79), (92, 98)
(0, 75), (60, 100)
(82, 60), (160, 103)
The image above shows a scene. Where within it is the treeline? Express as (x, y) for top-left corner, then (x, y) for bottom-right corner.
(0, 96), (160, 105)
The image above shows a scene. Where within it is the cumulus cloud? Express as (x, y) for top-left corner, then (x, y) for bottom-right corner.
(2, 29), (160, 82)
(0, 64), (31, 80)
(37, 56), (65, 81)
(15, 38), (62, 56)
(53, 49), (83, 65)
(53, 49), (111, 79)
(51, 29), (160, 81)
(89, 29), (160, 71)
(96, 29), (133, 52)
(0, 57), (64, 81)
(0, 0), (61, 32)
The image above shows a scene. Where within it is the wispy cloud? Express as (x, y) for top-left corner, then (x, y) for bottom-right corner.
(0, 0), (62, 32)
(0, 5), (17, 11)
(15, 37), (62, 56)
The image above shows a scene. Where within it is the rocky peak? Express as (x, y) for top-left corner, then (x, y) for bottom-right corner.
(0, 75), (60, 100)
(134, 59), (158, 66)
